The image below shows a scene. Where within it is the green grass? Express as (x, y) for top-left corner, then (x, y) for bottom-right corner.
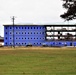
(0, 47), (76, 75)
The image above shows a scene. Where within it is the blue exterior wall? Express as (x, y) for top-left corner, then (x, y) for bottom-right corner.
(4, 25), (46, 46)
(44, 41), (76, 47)
(4, 25), (76, 47)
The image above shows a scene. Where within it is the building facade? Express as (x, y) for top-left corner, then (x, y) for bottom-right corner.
(4, 25), (46, 46)
(4, 24), (76, 47)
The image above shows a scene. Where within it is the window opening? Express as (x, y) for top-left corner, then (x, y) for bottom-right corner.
(6, 32), (7, 34)
(10, 27), (12, 29)
(10, 32), (12, 34)
(6, 37), (7, 39)
(22, 32), (23, 34)
(6, 42), (7, 44)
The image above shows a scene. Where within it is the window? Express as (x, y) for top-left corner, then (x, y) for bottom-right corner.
(40, 38), (41, 39)
(34, 38), (35, 39)
(16, 38), (17, 39)
(22, 38), (23, 39)
(59, 42), (61, 44)
(34, 27), (35, 29)
(22, 27), (23, 29)
(6, 42), (7, 45)
(31, 38), (32, 39)
(6, 27), (7, 29)
(10, 27), (12, 29)
(37, 43), (38, 44)
(42, 32), (44, 34)
(6, 37), (7, 39)
(31, 27), (32, 29)
(34, 32), (35, 34)
(25, 27), (26, 29)
(28, 27), (29, 29)
(25, 32), (26, 34)
(40, 32), (41, 34)
(31, 32), (32, 34)
(22, 32), (23, 34)
(10, 32), (12, 34)
(25, 43), (26, 44)
(22, 43), (23, 44)
(25, 38), (26, 39)
(16, 27), (18, 29)
(37, 38), (38, 39)
(28, 32), (29, 34)
(37, 27), (38, 29)
(40, 43), (41, 44)
(34, 43), (35, 44)
(28, 38), (29, 39)
(6, 32), (7, 34)
(10, 43), (11, 44)
(10, 38), (11, 39)
(37, 32), (38, 34)
(16, 32), (18, 34)
(16, 43), (17, 44)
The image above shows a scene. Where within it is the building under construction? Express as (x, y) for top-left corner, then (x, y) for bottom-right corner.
(3, 24), (76, 47)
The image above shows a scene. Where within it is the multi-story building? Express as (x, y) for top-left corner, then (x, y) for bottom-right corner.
(4, 24), (76, 47)
(4, 24), (46, 46)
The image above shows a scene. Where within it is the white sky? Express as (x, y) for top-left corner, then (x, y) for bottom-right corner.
(0, 0), (76, 37)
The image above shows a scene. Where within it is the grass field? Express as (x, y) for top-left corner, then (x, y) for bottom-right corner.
(0, 47), (76, 75)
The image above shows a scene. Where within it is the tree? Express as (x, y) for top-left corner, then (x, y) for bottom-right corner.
(60, 0), (76, 21)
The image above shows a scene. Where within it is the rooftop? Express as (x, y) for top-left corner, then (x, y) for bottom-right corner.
(3, 24), (76, 27)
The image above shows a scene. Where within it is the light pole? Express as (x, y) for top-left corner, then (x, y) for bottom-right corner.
(11, 16), (15, 48)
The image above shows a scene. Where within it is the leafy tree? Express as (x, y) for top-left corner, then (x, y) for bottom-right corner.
(60, 0), (76, 21)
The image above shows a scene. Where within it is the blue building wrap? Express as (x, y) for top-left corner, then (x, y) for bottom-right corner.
(4, 25), (46, 46)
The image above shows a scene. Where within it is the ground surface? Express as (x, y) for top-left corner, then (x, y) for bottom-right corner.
(0, 47), (76, 75)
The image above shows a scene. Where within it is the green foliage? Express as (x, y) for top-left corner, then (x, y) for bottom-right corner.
(0, 48), (76, 75)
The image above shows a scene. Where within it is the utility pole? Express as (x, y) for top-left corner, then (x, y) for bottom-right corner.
(11, 16), (15, 48)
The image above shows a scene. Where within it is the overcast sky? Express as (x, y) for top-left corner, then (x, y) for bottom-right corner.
(0, 0), (76, 37)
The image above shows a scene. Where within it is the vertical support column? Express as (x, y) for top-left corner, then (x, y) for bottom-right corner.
(53, 26), (55, 40)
